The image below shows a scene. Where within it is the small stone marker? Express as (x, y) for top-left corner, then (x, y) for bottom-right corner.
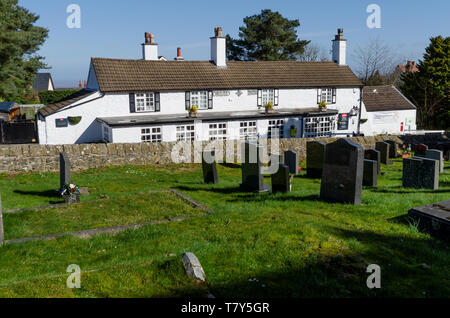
(402, 157), (439, 190)
(240, 142), (270, 193)
(375, 142), (392, 165)
(0, 194), (4, 246)
(58, 152), (70, 194)
(320, 138), (364, 205)
(408, 200), (449, 241)
(425, 149), (444, 173)
(415, 143), (428, 157)
(363, 159), (378, 187)
(284, 150), (299, 175)
(364, 149), (381, 175)
(182, 252), (206, 283)
(271, 164), (291, 193)
(202, 151), (218, 184)
(306, 141), (326, 178)
(385, 140), (399, 158)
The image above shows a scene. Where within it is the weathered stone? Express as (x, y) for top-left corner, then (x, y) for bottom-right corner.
(202, 151), (218, 184)
(385, 140), (399, 158)
(271, 164), (291, 193)
(375, 142), (392, 165)
(363, 159), (378, 187)
(64, 192), (80, 204)
(306, 141), (326, 178)
(320, 138), (364, 205)
(240, 142), (270, 193)
(59, 152), (70, 193)
(284, 150), (299, 175)
(182, 252), (206, 283)
(402, 157), (439, 190)
(408, 200), (449, 240)
(425, 149), (444, 173)
(364, 149), (381, 175)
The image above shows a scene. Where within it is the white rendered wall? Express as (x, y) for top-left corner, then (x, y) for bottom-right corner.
(363, 109), (417, 135)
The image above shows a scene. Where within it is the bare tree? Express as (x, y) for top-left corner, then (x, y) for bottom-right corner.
(352, 37), (401, 83)
(298, 44), (329, 62)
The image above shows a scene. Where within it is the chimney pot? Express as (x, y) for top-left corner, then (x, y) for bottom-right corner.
(214, 27), (223, 38)
(175, 47), (184, 61)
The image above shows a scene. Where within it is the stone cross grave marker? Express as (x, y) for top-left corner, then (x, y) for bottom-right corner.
(58, 152), (70, 194)
(306, 141), (326, 178)
(425, 149), (444, 173)
(375, 142), (392, 165)
(320, 138), (364, 205)
(202, 151), (218, 184)
(271, 164), (291, 194)
(240, 142), (270, 193)
(402, 157), (439, 190)
(284, 150), (299, 175)
(363, 159), (378, 187)
(364, 149), (381, 175)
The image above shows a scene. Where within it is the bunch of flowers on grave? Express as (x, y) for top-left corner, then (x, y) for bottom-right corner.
(402, 144), (412, 158)
(61, 183), (80, 196)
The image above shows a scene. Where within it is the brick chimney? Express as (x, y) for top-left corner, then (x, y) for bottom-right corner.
(142, 32), (158, 61)
(332, 28), (347, 65)
(210, 27), (226, 68)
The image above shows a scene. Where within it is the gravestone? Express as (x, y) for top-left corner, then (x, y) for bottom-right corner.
(58, 152), (70, 194)
(202, 151), (218, 184)
(375, 142), (392, 165)
(415, 143), (428, 157)
(425, 149), (444, 173)
(363, 159), (378, 187)
(0, 193), (4, 246)
(402, 157), (439, 190)
(240, 142), (270, 193)
(364, 149), (381, 175)
(408, 200), (449, 241)
(320, 139), (364, 205)
(271, 164), (291, 194)
(385, 140), (399, 158)
(306, 141), (326, 178)
(284, 150), (299, 175)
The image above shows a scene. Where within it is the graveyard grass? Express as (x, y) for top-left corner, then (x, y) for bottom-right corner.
(0, 160), (449, 298)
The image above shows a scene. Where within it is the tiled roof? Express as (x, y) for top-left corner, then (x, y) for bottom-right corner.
(38, 89), (96, 117)
(91, 58), (363, 92)
(0, 102), (17, 113)
(33, 73), (55, 92)
(363, 85), (417, 112)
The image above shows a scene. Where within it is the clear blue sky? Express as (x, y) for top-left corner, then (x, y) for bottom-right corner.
(19, 0), (449, 87)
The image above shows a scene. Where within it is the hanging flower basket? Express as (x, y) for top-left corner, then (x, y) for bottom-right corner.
(68, 116), (82, 125)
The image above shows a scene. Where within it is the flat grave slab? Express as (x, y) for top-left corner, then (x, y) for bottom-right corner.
(408, 200), (450, 241)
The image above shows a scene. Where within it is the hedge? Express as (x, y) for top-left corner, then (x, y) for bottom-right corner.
(38, 90), (80, 105)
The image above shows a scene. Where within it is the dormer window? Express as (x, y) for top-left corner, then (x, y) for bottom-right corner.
(129, 92), (160, 113)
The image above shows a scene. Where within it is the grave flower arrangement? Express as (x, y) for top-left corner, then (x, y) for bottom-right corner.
(402, 144), (412, 158)
(61, 183), (80, 196)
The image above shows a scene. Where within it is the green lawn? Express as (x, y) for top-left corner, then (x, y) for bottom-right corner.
(0, 159), (449, 298)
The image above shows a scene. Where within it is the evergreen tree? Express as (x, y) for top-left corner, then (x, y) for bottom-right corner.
(227, 9), (309, 61)
(0, 0), (49, 102)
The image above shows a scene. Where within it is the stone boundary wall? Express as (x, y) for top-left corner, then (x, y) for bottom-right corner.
(0, 135), (415, 174)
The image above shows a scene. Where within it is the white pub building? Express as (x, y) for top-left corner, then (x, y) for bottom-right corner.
(37, 28), (416, 145)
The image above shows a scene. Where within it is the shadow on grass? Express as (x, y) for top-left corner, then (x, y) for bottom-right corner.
(13, 189), (59, 198)
(369, 186), (450, 194)
(219, 163), (241, 169)
(174, 185), (245, 195)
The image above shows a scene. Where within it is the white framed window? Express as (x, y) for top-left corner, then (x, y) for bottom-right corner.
(141, 127), (162, 143)
(262, 89), (275, 106)
(268, 119), (284, 139)
(304, 116), (336, 138)
(176, 125), (195, 141)
(102, 125), (111, 143)
(239, 121), (257, 140)
(191, 91), (209, 110)
(318, 88), (336, 104)
(135, 93), (155, 112)
(209, 123), (227, 141)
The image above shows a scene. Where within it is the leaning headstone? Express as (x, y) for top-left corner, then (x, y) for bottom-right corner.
(320, 139), (364, 205)
(182, 252), (207, 283)
(240, 142), (270, 192)
(364, 149), (381, 175)
(284, 150), (299, 175)
(385, 140), (399, 158)
(408, 200), (449, 241)
(0, 194), (4, 246)
(58, 152), (70, 194)
(375, 142), (392, 165)
(424, 149), (444, 173)
(363, 159), (378, 187)
(306, 141), (326, 178)
(402, 157), (439, 190)
(271, 164), (291, 194)
(202, 151), (218, 184)
(415, 143), (428, 157)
